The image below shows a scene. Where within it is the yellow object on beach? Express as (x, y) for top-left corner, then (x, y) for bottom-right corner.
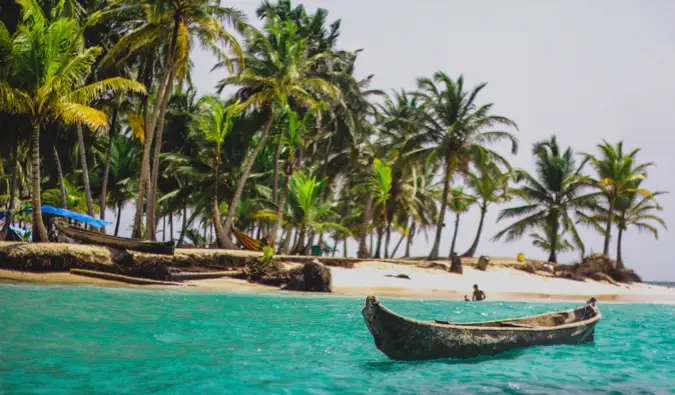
(517, 253), (525, 262)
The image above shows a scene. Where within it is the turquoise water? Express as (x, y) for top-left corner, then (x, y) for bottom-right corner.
(1, 285), (674, 394)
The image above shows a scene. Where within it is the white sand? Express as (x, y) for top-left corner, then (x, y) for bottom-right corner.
(3, 262), (674, 304)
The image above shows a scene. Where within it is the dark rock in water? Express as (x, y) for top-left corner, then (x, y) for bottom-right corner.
(282, 261), (332, 292)
(449, 254), (463, 274)
(476, 256), (490, 271)
(386, 273), (411, 280)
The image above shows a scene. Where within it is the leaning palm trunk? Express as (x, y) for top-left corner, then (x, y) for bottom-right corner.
(77, 125), (95, 218)
(53, 145), (67, 208)
(222, 113), (275, 243)
(146, 65), (178, 240)
(616, 226), (625, 269)
(114, 202), (123, 236)
(462, 204), (487, 257)
(30, 123), (49, 242)
(357, 192), (374, 258)
(280, 225), (293, 254)
(99, 108), (118, 234)
(547, 216), (559, 263)
(449, 213), (461, 257)
(404, 222), (415, 258)
(429, 156), (453, 259)
(272, 139), (282, 203)
(374, 228), (383, 258)
(390, 220), (408, 258)
(384, 221), (392, 258)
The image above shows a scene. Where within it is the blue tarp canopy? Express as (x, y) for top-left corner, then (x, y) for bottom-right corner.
(23, 205), (111, 228)
(9, 225), (28, 238)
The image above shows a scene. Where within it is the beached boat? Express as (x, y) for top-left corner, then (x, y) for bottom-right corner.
(362, 296), (601, 361)
(57, 224), (175, 255)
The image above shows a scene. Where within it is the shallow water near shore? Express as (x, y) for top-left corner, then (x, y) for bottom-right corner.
(1, 284), (674, 394)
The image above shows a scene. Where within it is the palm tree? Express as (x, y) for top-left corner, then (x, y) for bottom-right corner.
(101, 0), (245, 239)
(190, 96), (241, 248)
(462, 160), (515, 257)
(368, 159), (392, 258)
(0, 3), (145, 241)
(446, 187), (475, 257)
(529, 225), (574, 255)
(582, 141), (654, 257)
(613, 185), (667, 268)
(216, 19), (339, 246)
(414, 72), (518, 259)
(105, 135), (140, 236)
(287, 171), (345, 254)
(494, 136), (597, 263)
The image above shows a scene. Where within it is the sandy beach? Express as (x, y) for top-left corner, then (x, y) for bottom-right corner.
(2, 260), (674, 304)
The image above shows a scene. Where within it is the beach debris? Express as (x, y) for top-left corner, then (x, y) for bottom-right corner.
(449, 253), (463, 274)
(476, 256), (490, 271)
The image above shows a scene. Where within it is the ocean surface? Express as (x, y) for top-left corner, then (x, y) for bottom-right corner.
(1, 285), (674, 394)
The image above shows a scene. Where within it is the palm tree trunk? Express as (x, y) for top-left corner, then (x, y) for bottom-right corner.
(547, 216), (559, 263)
(449, 213), (461, 257)
(602, 199), (615, 256)
(404, 222), (415, 258)
(429, 156), (453, 259)
(462, 204), (487, 257)
(222, 113), (274, 244)
(616, 227), (625, 269)
(211, 152), (229, 248)
(343, 238), (348, 258)
(146, 64), (178, 240)
(0, 153), (17, 240)
(99, 107), (118, 234)
(77, 125), (95, 219)
(272, 139), (281, 203)
(369, 232), (374, 254)
(52, 145), (67, 208)
(357, 192), (374, 258)
(390, 224), (407, 258)
(30, 123), (48, 242)
(114, 202), (123, 236)
(177, 203), (188, 245)
(271, 171), (290, 250)
(384, 221), (392, 259)
(169, 212), (174, 242)
(281, 226), (293, 254)
(374, 228), (383, 258)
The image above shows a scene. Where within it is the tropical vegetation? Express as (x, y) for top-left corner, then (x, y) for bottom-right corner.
(0, 0), (666, 272)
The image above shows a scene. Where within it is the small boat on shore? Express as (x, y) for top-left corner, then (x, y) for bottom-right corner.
(57, 224), (175, 255)
(362, 296), (601, 361)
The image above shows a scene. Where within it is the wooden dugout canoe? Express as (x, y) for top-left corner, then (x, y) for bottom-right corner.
(57, 224), (175, 255)
(362, 296), (601, 361)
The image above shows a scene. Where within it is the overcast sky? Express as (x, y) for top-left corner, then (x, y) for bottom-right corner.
(115, 0), (675, 281)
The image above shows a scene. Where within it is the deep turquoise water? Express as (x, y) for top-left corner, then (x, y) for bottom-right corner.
(1, 285), (674, 394)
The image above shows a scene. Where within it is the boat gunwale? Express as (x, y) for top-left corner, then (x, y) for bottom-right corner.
(368, 298), (602, 332)
(57, 224), (174, 247)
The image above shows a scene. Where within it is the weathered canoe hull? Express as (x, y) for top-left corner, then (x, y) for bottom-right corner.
(362, 296), (600, 361)
(57, 224), (175, 255)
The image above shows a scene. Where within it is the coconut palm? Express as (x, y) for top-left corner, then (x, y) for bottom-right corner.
(529, 225), (574, 255)
(494, 136), (598, 263)
(368, 158), (392, 258)
(0, 2), (145, 241)
(287, 171), (345, 254)
(462, 160), (516, 257)
(582, 141), (654, 257)
(216, 19), (339, 246)
(190, 96), (241, 248)
(414, 72), (518, 259)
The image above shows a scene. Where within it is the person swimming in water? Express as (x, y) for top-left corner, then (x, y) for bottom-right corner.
(472, 284), (486, 301)
(464, 295), (470, 302)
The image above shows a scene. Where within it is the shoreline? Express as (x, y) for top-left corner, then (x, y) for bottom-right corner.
(2, 264), (674, 305)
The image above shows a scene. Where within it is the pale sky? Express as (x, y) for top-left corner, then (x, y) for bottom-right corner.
(114, 0), (675, 281)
